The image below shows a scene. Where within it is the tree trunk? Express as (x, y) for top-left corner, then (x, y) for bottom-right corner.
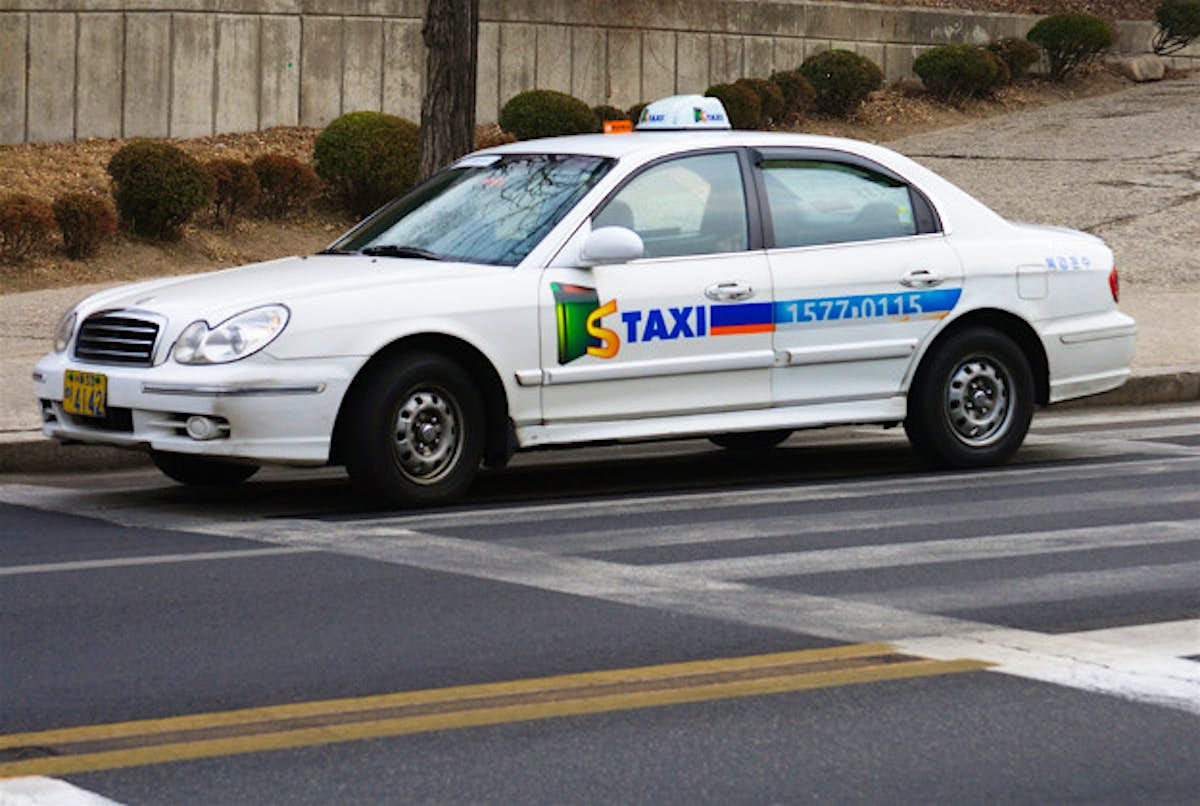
(418, 0), (479, 181)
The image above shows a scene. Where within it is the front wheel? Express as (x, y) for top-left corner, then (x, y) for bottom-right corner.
(343, 352), (485, 507)
(904, 328), (1034, 468)
(151, 451), (259, 486)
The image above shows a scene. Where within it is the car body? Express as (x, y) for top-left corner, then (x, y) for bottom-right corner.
(33, 95), (1135, 504)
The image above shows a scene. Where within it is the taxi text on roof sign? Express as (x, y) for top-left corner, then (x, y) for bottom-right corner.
(635, 95), (731, 131)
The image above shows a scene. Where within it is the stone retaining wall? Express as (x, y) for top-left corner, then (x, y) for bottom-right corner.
(1, 0), (1195, 144)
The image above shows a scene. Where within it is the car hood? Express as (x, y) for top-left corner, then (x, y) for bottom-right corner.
(77, 255), (493, 323)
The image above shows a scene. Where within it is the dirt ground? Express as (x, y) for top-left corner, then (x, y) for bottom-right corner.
(0, 65), (1171, 295)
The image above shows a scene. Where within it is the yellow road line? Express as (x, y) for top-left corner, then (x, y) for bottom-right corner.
(0, 643), (891, 750)
(0, 645), (988, 779)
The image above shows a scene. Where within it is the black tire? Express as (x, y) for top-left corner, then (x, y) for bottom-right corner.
(151, 451), (259, 486)
(708, 430), (792, 451)
(904, 327), (1034, 468)
(343, 352), (485, 507)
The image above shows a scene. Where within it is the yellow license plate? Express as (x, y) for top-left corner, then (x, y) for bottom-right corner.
(63, 370), (107, 418)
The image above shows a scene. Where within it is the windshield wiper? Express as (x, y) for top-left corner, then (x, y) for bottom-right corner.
(360, 244), (445, 261)
(316, 248), (355, 255)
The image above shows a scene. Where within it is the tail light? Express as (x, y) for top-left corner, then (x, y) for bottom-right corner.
(1109, 267), (1120, 303)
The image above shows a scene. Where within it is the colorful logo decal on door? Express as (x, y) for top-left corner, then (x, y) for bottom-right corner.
(552, 283), (619, 363)
(552, 284), (961, 364)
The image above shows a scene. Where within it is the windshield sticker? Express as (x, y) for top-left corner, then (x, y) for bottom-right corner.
(552, 286), (961, 364)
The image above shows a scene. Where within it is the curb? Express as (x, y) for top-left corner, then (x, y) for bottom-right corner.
(1, 370), (1196, 476)
(1053, 369), (1200, 409)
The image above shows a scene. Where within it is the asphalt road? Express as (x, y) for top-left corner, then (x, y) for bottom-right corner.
(1, 404), (1198, 804)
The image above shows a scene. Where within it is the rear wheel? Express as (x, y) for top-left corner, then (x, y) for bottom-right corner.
(151, 451), (259, 486)
(708, 430), (792, 451)
(904, 327), (1034, 468)
(343, 352), (485, 507)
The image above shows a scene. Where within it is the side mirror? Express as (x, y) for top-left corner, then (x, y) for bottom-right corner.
(579, 226), (644, 267)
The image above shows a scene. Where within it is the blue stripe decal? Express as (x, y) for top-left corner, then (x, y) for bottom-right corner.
(773, 288), (961, 326)
(710, 302), (774, 328)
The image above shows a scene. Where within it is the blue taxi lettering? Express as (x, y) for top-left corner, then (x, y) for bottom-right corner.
(620, 307), (708, 343)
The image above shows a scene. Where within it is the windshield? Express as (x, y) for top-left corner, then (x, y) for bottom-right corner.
(332, 154), (614, 267)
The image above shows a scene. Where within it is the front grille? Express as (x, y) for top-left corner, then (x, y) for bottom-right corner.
(63, 406), (134, 433)
(74, 313), (161, 366)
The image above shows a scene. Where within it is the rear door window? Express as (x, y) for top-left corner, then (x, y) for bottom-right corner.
(760, 160), (921, 248)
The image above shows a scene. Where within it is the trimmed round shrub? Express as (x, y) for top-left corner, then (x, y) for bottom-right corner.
(985, 49), (1013, 87)
(592, 104), (629, 126)
(0, 194), (55, 262)
(52, 193), (117, 260)
(1026, 13), (1115, 80)
(769, 69), (817, 118)
(800, 49), (884, 117)
(704, 82), (762, 129)
(988, 37), (1042, 81)
(107, 141), (213, 240)
(1153, 0), (1200, 55)
(313, 111), (421, 217)
(498, 90), (599, 141)
(914, 45), (1005, 101)
(252, 154), (323, 218)
(206, 158), (261, 228)
(627, 102), (649, 125)
(736, 78), (787, 125)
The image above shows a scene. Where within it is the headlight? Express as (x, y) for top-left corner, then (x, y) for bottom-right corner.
(173, 305), (290, 365)
(53, 311), (77, 353)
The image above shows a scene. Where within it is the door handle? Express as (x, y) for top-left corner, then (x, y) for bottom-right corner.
(900, 269), (944, 288)
(705, 281), (754, 301)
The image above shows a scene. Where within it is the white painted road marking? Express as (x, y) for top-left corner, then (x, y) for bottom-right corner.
(854, 561), (1200, 613)
(0, 777), (122, 805)
(198, 519), (1200, 716)
(896, 628), (1200, 717)
(0, 546), (318, 576)
(1068, 618), (1200, 657)
(1, 411), (1197, 719)
(500, 487), (1199, 553)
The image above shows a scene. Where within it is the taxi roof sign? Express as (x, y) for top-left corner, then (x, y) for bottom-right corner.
(635, 94), (732, 131)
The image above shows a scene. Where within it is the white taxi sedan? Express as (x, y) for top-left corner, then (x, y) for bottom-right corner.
(33, 95), (1135, 505)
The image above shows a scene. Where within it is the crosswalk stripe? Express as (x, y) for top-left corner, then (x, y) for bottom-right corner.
(199, 519), (1200, 715)
(1031, 405), (1199, 429)
(500, 489), (1200, 554)
(897, 627), (1200, 716)
(855, 561), (1200, 613)
(0, 777), (121, 805)
(0, 546), (318, 576)
(1066, 619), (1200, 658)
(2, 456), (1197, 537)
(644, 519), (1200, 580)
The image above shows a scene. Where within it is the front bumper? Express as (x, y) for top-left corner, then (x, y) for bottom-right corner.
(32, 352), (361, 465)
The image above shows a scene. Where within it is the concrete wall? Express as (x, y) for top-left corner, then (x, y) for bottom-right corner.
(1, 0), (1195, 144)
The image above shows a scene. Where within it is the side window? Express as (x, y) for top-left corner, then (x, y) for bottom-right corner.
(761, 160), (919, 248)
(593, 152), (748, 259)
